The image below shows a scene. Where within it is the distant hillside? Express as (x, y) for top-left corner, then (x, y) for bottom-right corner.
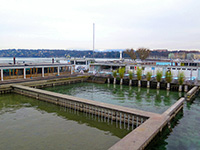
(0, 49), (121, 58)
(0, 49), (199, 59)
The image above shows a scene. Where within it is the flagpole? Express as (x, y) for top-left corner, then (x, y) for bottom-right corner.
(93, 23), (95, 59)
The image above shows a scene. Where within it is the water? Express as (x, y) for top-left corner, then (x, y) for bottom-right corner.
(43, 82), (181, 114)
(44, 82), (200, 149)
(0, 94), (130, 150)
(151, 95), (200, 150)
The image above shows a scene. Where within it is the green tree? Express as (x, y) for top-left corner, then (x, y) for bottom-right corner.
(118, 67), (125, 85)
(112, 70), (117, 84)
(136, 67), (142, 87)
(146, 71), (152, 88)
(165, 70), (173, 90)
(156, 70), (162, 89)
(178, 72), (185, 92)
(129, 70), (133, 86)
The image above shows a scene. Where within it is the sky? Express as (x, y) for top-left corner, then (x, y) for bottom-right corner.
(0, 0), (200, 50)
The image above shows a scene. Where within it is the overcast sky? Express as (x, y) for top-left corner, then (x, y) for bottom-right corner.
(0, 0), (200, 50)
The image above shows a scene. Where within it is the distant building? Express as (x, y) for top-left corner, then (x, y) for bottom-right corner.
(193, 54), (200, 60)
(168, 53), (175, 59)
(153, 49), (168, 52)
(168, 52), (186, 59)
(186, 53), (194, 60)
(186, 53), (200, 60)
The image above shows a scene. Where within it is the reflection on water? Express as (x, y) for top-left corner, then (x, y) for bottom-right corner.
(44, 82), (180, 114)
(0, 94), (130, 150)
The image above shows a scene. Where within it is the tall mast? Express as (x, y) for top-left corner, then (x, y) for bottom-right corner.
(93, 23), (95, 59)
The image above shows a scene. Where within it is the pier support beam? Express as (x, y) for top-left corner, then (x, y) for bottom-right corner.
(42, 67), (44, 77)
(71, 66), (74, 74)
(24, 68), (26, 79)
(57, 66), (60, 76)
(184, 85), (188, 92)
(1, 69), (3, 81)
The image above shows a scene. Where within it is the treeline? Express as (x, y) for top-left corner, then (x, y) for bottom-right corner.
(0, 49), (199, 58)
(0, 49), (121, 58)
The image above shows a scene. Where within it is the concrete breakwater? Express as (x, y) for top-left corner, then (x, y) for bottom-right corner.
(0, 86), (12, 94)
(11, 84), (156, 129)
(11, 82), (186, 150)
(186, 86), (200, 101)
(109, 97), (185, 150)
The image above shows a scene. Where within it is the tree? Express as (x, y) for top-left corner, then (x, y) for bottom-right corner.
(146, 71), (152, 88)
(119, 67), (125, 85)
(136, 67), (142, 87)
(178, 72), (185, 92)
(128, 71), (133, 86)
(124, 48), (137, 61)
(112, 70), (117, 84)
(136, 48), (150, 61)
(165, 70), (173, 90)
(156, 70), (162, 89)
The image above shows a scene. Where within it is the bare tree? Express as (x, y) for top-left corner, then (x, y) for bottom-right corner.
(136, 48), (150, 61)
(124, 48), (137, 61)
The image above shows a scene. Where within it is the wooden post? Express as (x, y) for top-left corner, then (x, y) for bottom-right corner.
(16, 69), (18, 78)
(47, 67), (49, 76)
(9, 69), (11, 79)
(36, 68), (38, 77)
(30, 68), (32, 78)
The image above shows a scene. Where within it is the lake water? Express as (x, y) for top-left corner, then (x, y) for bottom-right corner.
(43, 82), (181, 114)
(150, 95), (200, 150)
(44, 82), (200, 150)
(0, 94), (130, 150)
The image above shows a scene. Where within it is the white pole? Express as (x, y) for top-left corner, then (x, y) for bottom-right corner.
(93, 23), (95, 59)
(1, 69), (3, 81)
(42, 67), (44, 77)
(57, 66), (60, 76)
(24, 68), (26, 79)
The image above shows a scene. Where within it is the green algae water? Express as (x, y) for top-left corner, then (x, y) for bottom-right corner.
(0, 94), (130, 150)
(44, 82), (181, 114)
(44, 82), (200, 150)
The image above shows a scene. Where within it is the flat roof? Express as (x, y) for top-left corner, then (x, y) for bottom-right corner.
(0, 63), (72, 69)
